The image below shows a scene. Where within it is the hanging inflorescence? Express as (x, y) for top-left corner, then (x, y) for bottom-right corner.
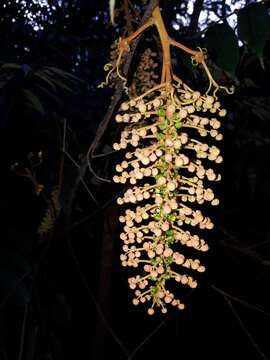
(103, 6), (233, 315)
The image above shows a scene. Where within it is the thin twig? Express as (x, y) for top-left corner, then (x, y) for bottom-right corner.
(218, 224), (270, 253)
(18, 304), (28, 360)
(92, 150), (118, 158)
(63, 117), (67, 153)
(221, 294), (269, 360)
(218, 225), (270, 266)
(246, 240), (270, 251)
(218, 224), (243, 245)
(65, 188), (126, 232)
(211, 285), (270, 317)
(218, 237), (270, 267)
(63, 150), (99, 204)
(128, 314), (171, 360)
(63, 119), (99, 205)
(81, 178), (99, 205)
(63, 149), (79, 169)
(87, 155), (111, 183)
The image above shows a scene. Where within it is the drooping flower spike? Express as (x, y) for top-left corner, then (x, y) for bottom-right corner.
(108, 5), (233, 315)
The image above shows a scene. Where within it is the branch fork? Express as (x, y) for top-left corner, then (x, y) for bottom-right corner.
(119, 6), (207, 83)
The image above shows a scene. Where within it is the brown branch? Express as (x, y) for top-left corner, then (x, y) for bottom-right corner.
(211, 285), (270, 317)
(219, 293), (269, 360)
(218, 225), (270, 267)
(127, 314), (171, 359)
(120, 6), (206, 83)
(221, 0), (226, 18)
(187, 0), (204, 36)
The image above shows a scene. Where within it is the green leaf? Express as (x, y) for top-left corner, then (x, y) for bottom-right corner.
(43, 66), (82, 82)
(39, 68), (76, 92)
(48, 78), (73, 92)
(35, 84), (62, 105)
(21, 89), (45, 116)
(33, 72), (57, 92)
(1, 63), (21, 70)
(238, 3), (270, 58)
(204, 22), (240, 76)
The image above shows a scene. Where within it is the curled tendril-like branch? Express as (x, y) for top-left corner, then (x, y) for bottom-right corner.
(200, 59), (235, 98)
(191, 47), (207, 66)
(188, 47), (235, 98)
(98, 38), (128, 89)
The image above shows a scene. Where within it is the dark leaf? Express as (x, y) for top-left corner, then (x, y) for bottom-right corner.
(204, 22), (239, 76)
(33, 72), (57, 92)
(43, 66), (82, 82)
(238, 3), (270, 58)
(179, 52), (199, 79)
(35, 84), (62, 105)
(48, 78), (73, 92)
(21, 89), (45, 116)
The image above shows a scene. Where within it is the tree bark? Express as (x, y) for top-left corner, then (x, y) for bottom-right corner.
(187, 0), (204, 36)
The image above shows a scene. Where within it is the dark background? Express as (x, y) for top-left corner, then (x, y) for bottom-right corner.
(0, 0), (270, 359)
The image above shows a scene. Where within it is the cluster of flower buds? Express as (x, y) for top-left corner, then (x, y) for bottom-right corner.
(108, 40), (124, 88)
(113, 79), (226, 315)
(132, 48), (159, 95)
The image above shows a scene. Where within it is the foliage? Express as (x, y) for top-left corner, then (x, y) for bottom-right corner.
(0, 62), (83, 115)
(204, 22), (239, 76)
(203, 2), (270, 75)
(238, 3), (270, 59)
